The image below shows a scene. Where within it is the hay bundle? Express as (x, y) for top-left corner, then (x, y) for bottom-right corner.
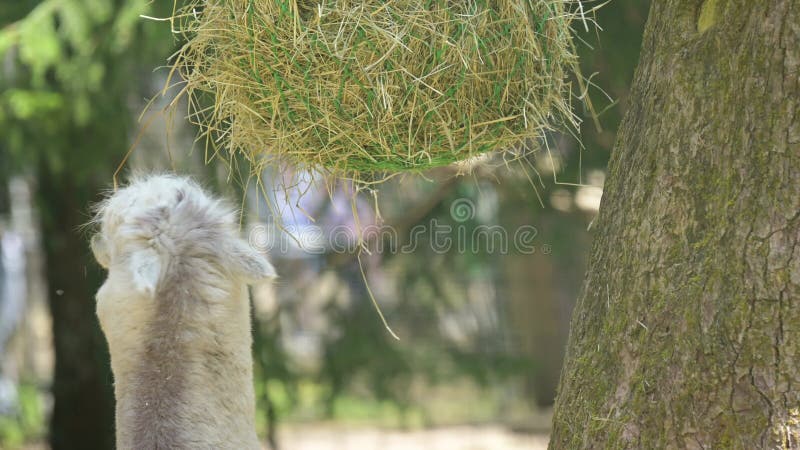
(172, 0), (582, 178)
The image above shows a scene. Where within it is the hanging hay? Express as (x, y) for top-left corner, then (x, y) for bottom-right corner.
(170, 0), (588, 181)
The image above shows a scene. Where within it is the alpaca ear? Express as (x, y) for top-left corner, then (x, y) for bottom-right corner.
(227, 239), (277, 283)
(90, 234), (110, 269)
(128, 247), (162, 297)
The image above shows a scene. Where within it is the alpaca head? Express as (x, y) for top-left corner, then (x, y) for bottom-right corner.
(91, 174), (275, 298)
(90, 174), (276, 356)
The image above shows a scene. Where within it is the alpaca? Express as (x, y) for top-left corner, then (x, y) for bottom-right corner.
(90, 174), (275, 450)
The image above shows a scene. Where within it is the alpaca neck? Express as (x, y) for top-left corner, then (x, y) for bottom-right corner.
(110, 287), (259, 450)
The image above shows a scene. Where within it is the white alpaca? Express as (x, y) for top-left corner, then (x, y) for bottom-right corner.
(90, 174), (275, 450)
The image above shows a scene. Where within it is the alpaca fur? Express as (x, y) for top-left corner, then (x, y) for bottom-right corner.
(90, 174), (275, 450)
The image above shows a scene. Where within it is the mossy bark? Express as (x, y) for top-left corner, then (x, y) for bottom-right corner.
(550, 1), (800, 448)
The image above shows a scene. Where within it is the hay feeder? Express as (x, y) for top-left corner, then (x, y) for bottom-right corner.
(172, 0), (583, 179)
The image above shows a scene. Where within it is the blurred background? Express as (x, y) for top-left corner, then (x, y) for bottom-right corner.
(0, 1), (649, 449)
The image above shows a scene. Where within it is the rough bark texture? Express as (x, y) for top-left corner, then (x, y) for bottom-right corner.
(551, 1), (800, 448)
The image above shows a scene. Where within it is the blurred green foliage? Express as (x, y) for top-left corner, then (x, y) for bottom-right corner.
(565, 0), (651, 181)
(0, 383), (45, 447)
(0, 0), (173, 178)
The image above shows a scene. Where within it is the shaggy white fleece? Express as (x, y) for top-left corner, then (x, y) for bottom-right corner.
(91, 174), (275, 450)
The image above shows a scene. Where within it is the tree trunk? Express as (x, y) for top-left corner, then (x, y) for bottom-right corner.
(38, 167), (115, 450)
(551, 1), (799, 448)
